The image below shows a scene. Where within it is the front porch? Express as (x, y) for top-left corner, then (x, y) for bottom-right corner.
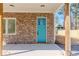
(0, 3), (71, 56)
(3, 44), (64, 56)
(3, 44), (79, 56)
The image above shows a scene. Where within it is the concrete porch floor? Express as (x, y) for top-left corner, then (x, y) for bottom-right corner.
(58, 44), (79, 56)
(3, 44), (64, 56)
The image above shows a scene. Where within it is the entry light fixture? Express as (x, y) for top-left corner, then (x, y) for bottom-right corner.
(9, 4), (15, 7)
(40, 4), (45, 8)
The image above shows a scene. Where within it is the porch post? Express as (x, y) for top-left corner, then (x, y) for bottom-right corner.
(0, 3), (3, 56)
(64, 3), (71, 56)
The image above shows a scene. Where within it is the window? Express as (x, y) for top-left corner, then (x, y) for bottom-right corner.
(3, 18), (16, 35)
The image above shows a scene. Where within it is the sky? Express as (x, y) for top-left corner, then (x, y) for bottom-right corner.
(55, 12), (64, 27)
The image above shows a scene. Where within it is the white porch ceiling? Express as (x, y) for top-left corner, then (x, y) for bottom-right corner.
(3, 3), (62, 13)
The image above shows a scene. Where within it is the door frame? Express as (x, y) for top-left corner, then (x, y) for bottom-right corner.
(36, 16), (47, 43)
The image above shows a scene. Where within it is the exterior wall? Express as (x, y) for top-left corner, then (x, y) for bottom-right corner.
(3, 13), (54, 44)
(56, 30), (79, 45)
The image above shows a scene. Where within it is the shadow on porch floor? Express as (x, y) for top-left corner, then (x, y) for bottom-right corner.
(3, 44), (64, 56)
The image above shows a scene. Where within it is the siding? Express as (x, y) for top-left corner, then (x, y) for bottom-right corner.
(3, 13), (54, 44)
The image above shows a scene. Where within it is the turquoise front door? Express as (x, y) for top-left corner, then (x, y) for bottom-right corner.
(37, 17), (46, 43)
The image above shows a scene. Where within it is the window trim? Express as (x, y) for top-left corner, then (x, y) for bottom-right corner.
(3, 18), (16, 35)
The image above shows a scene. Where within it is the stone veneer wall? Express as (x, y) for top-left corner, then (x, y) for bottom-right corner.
(3, 13), (54, 44)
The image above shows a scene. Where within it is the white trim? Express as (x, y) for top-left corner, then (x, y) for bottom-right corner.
(53, 13), (56, 43)
(36, 16), (47, 43)
(6, 19), (8, 34)
(3, 18), (16, 35)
